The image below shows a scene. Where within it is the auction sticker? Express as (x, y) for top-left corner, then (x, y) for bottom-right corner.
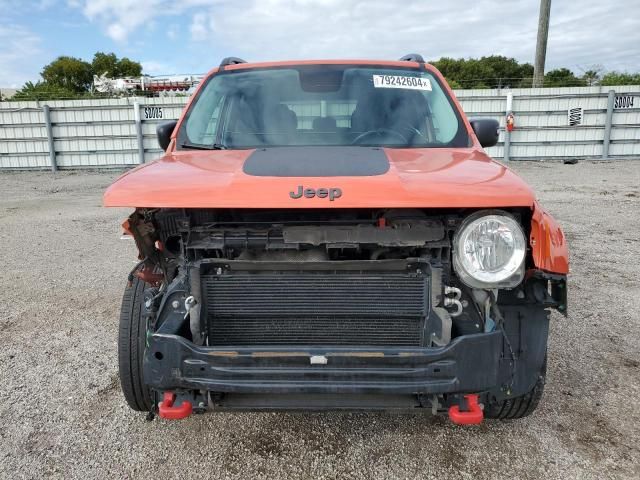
(373, 74), (432, 91)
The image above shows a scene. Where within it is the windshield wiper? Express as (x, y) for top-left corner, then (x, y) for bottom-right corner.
(180, 142), (227, 150)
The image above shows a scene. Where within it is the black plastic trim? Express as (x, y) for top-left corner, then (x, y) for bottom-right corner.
(156, 120), (177, 151)
(468, 117), (500, 148)
(243, 146), (390, 177)
(219, 56), (247, 68)
(399, 53), (425, 63)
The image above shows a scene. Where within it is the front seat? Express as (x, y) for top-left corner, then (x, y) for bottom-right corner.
(312, 116), (338, 132)
(264, 104), (298, 144)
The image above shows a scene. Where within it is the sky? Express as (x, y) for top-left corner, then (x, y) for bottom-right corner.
(1, 0), (638, 88)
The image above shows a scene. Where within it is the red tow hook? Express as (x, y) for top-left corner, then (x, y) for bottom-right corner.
(448, 394), (483, 425)
(158, 392), (193, 420)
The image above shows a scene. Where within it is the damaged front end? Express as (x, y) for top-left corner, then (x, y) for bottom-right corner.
(122, 207), (567, 420)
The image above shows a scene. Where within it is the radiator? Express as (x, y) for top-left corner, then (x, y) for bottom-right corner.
(201, 261), (430, 347)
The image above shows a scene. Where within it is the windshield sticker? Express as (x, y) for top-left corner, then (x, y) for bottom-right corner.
(373, 75), (432, 91)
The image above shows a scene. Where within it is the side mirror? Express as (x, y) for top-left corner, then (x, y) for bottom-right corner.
(469, 118), (499, 148)
(157, 120), (178, 151)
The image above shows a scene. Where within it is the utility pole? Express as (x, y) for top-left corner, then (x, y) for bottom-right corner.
(533, 0), (552, 87)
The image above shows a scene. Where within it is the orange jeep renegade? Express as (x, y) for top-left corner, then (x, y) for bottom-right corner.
(105, 55), (568, 423)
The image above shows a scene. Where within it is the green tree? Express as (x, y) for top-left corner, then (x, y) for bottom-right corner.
(116, 57), (142, 77)
(431, 57), (491, 88)
(41, 56), (93, 92)
(518, 77), (534, 88)
(13, 81), (78, 100)
(91, 52), (119, 77)
(13, 51), (145, 100)
(479, 55), (534, 88)
(430, 56), (534, 89)
(92, 52), (142, 77)
(543, 68), (584, 87)
(600, 71), (640, 86)
(446, 78), (462, 89)
(582, 69), (601, 86)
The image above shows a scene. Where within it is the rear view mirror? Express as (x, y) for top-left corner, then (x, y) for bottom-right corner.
(157, 120), (178, 151)
(469, 118), (499, 148)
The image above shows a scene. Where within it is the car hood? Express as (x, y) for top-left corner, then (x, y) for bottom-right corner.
(103, 147), (536, 209)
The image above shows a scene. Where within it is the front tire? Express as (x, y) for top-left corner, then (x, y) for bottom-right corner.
(118, 277), (153, 411)
(485, 355), (547, 420)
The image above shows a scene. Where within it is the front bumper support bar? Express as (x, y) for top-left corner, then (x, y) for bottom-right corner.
(144, 331), (503, 395)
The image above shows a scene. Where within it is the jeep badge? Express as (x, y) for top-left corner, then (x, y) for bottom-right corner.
(289, 185), (342, 201)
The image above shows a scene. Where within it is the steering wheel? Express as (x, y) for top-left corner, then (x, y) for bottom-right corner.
(396, 123), (427, 141)
(351, 128), (408, 145)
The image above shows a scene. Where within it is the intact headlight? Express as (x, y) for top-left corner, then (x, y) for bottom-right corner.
(453, 211), (526, 289)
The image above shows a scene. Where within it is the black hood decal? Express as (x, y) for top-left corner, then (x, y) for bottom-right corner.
(243, 146), (390, 177)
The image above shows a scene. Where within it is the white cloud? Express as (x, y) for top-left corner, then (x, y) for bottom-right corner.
(106, 23), (128, 42)
(0, 0), (55, 10)
(70, 0), (214, 42)
(167, 23), (180, 40)
(68, 0), (639, 71)
(79, 0), (165, 42)
(195, 0), (639, 72)
(543, 1), (639, 72)
(0, 25), (45, 87)
(189, 12), (209, 42)
(141, 60), (171, 74)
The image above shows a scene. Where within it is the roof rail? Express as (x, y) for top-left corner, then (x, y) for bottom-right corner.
(399, 53), (425, 64)
(219, 57), (247, 68)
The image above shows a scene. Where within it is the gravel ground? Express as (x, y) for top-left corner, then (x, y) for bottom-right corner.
(1, 160), (639, 479)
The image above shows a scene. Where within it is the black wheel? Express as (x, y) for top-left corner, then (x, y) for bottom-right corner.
(485, 355), (547, 420)
(118, 277), (153, 411)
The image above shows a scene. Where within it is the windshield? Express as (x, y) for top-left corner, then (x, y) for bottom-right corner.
(177, 65), (469, 149)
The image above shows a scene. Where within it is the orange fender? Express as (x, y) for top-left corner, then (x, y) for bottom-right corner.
(530, 202), (569, 275)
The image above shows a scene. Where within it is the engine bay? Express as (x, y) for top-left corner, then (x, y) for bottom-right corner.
(124, 207), (564, 352)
